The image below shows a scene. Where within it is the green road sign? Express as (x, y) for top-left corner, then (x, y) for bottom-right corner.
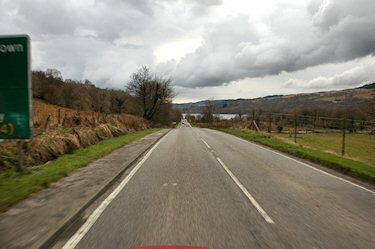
(0, 35), (32, 140)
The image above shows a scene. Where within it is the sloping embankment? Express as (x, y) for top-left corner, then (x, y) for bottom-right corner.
(0, 100), (153, 168)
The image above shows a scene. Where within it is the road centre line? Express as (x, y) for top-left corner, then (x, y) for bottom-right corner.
(216, 157), (275, 224)
(62, 133), (168, 249)
(201, 138), (211, 149)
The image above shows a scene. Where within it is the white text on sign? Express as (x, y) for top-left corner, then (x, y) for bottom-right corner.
(0, 44), (24, 53)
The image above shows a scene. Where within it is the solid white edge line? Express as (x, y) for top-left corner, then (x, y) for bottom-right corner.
(239, 138), (375, 196)
(207, 129), (375, 196)
(62, 133), (168, 249)
(216, 157), (275, 224)
(201, 138), (211, 149)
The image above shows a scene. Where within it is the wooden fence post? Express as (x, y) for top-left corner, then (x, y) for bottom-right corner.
(342, 118), (346, 156)
(268, 113), (272, 133)
(294, 111), (297, 143)
(312, 115), (315, 133)
(45, 114), (51, 129)
(253, 120), (260, 133)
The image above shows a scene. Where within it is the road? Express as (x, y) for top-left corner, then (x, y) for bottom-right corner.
(59, 122), (375, 249)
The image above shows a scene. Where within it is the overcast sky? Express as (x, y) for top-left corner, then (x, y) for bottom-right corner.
(1, 0), (375, 103)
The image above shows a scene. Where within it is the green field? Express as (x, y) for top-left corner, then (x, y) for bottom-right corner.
(0, 128), (160, 212)
(274, 133), (375, 166)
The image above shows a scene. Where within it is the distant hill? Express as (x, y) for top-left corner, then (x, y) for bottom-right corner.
(175, 84), (375, 114)
(358, 83), (375, 89)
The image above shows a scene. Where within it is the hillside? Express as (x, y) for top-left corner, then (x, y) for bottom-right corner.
(175, 83), (375, 114)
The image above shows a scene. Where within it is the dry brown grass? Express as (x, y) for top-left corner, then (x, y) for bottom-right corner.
(32, 100), (149, 130)
(195, 120), (233, 129)
(0, 100), (152, 169)
(195, 120), (273, 131)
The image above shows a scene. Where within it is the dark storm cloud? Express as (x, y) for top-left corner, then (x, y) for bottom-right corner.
(168, 0), (375, 87)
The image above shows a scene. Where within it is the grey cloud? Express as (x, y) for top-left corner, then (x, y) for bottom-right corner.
(189, 0), (223, 16)
(194, 0), (223, 6)
(1, 0), (208, 88)
(161, 15), (259, 87)
(11, 1), (76, 36)
(168, 0), (375, 88)
(283, 58), (375, 90)
(32, 34), (154, 89)
(117, 43), (145, 49)
(2, 0), (374, 92)
(8, 0), (154, 42)
(123, 0), (155, 15)
(310, 0), (375, 31)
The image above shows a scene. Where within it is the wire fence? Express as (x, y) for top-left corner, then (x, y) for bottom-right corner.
(189, 111), (375, 159)
(246, 112), (375, 157)
(250, 112), (375, 134)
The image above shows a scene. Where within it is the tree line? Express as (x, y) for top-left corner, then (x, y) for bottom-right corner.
(186, 98), (375, 133)
(187, 96), (375, 124)
(32, 67), (182, 125)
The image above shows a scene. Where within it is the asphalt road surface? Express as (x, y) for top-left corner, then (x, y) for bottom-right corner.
(60, 122), (375, 249)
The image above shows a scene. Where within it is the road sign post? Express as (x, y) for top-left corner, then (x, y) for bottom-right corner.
(0, 35), (32, 167)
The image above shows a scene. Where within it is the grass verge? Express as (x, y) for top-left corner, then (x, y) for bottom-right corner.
(212, 128), (375, 182)
(0, 128), (161, 212)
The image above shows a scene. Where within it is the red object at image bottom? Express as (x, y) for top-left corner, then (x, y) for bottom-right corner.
(129, 246), (208, 249)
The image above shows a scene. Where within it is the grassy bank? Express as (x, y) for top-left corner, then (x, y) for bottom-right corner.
(0, 128), (160, 212)
(212, 128), (375, 182)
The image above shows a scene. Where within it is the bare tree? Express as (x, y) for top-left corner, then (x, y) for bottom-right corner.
(185, 114), (196, 123)
(126, 66), (174, 121)
(172, 108), (182, 122)
(45, 68), (63, 79)
(202, 100), (216, 123)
